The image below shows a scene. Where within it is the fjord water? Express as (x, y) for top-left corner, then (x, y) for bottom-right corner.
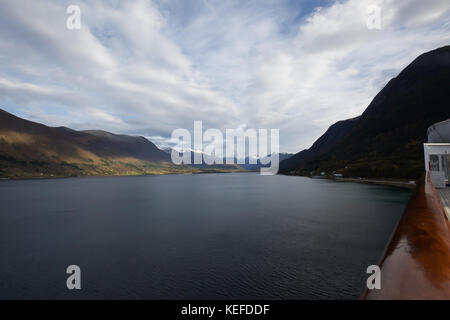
(0, 173), (411, 299)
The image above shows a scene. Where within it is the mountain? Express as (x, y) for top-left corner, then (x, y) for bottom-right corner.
(0, 109), (193, 178)
(279, 45), (450, 179)
(279, 118), (359, 173)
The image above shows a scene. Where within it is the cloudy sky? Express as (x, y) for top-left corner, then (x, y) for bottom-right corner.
(0, 0), (449, 153)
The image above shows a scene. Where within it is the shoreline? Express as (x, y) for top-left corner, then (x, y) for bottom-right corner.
(333, 177), (417, 189)
(280, 173), (417, 190)
(0, 168), (248, 181)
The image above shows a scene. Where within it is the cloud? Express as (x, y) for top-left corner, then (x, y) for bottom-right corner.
(0, 0), (448, 153)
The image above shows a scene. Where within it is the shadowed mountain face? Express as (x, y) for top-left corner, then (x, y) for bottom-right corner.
(0, 109), (178, 178)
(280, 45), (450, 179)
(80, 129), (169, 162)
(280, 117), (359, 173)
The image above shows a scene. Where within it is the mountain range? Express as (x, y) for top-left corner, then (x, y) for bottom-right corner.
(0, 110), (248, 178)
(279, 46), (450, 179)
(0, 109), (176, 178)
(0, 109), (287, 178)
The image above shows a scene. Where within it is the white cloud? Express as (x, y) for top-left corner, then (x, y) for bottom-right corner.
(0, 0), (448, 153)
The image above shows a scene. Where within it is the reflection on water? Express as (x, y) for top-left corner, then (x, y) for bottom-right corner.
(0, 173), (411, 299)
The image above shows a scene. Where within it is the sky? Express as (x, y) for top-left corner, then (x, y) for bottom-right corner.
(0, 0), (449, 153)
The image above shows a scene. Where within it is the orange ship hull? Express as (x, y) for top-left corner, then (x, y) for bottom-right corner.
(363, 173), (450, 299)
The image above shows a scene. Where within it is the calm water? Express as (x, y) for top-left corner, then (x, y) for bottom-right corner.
(0, 173), (411, 299)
